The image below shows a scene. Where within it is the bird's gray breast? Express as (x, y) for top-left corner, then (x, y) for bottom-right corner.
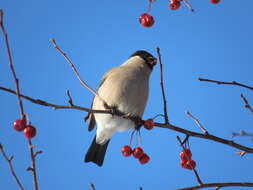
(97, 66), (150, 117)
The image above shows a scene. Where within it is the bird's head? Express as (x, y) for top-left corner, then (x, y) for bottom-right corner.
(130, 50), (157, 70)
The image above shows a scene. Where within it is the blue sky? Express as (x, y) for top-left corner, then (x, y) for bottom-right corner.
(1, 0), (253, 189)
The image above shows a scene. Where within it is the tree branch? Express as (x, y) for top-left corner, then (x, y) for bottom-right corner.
(156, 122), (253, 154)
(198, 78), (253, 91)
(1, 86), (253, 154)
(0, 10), (38, 190)
(0, 9), (25, 120)
(156, 47), (169, 124)
(0, 144), (25, 190)
(50, 39), (108, 108)
(177, 182), (253, 190)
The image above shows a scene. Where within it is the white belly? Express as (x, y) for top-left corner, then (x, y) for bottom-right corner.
(95, 113), (135, 144)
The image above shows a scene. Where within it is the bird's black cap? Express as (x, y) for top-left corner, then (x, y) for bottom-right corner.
(130, 50), (157, 70)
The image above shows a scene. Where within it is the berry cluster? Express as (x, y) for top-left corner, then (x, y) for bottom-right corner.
(121, 145), (150, 164)
(139, 0), (221, 28)
(179, 148), (196, 170)
(13, 119), (36, 139)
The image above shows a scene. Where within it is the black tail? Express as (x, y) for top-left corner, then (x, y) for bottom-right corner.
(84, 135), (110, 167)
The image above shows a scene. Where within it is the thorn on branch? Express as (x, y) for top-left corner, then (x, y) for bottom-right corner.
(26, 167), (34, 172)
(240, 93), (253, 114)
(34, 150), (43, 158)
(66, 90), (74, 106)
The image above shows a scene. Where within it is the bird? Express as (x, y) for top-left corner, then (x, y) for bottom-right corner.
(84, 50), (157, 166)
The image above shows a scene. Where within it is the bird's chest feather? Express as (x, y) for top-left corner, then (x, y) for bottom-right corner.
(98, 68), (149, 116)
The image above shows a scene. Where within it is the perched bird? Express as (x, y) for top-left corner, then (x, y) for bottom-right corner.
(84, 50), (157, 166)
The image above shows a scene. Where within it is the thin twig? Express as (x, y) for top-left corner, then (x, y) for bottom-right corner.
(27, 141), (38, 190)
(0, 10), (39, 190)
(66, 90), (73, 106)
(1, 86), (253, 154)
(50, 39), (108, 108)
(181, 0), (194, 12)
(240, 93), (253, 114)
(89, 183), (96, 190)
(231, 130), (253, 141)
(0, 144), (25, 190)
(177, 182), (253, 190)
(185, 111), (208, 134)
(177, 136), (203, 185)
(156, 122), (253, 154)
(34, 150), (43, 158)
(198, 78), (253, 91)
(0, 9), (25, 120)
(156, 47), (169, 124)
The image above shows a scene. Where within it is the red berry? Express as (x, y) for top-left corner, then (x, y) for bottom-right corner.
(183, 148), (192, 159)
(13, 119), (26, 131)
(169, 0), (181, 10)
(139, 153), (150, 164)
(23, 125), (36, 139)
(185, 160), (196, 170)
(133, 147), (144, 159)
(210, 0), (220, 4)
(121, 145), (132, 157)
(179, 151), (188, 161)
(144, 119), (154, 130)
(139, 13), (155, 28)
(180, 159), (187, 168)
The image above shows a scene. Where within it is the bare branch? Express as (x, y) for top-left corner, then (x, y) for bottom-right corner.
(156, 47), (169, 124)
(176, 136), (203, 185)
(177, 182), (253, 190)
(185, 111), (208, 134)
(27, 140), (39, 190)
(0, 9), (25, 120)
(181, 0), (194, 12)
(50, 39), (108, 108)
(240, 93), (253, 114)
(1, 86), (253, 154)
(198, 78), (253, 91)
(0, 9), (39, 190)
(0, 143), (25, 190)
(0, 86), (142, 126)
(231, 130), (253, 141)
(156, 122), (253, 154)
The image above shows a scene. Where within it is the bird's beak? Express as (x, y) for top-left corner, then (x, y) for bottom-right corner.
(150, 58), (157, 67)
